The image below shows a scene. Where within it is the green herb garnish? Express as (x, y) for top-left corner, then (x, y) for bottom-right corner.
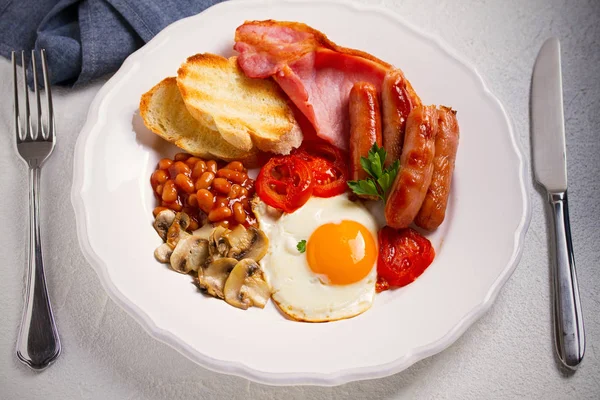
(297, 240), (307, 253)
(347, 143), (400, 202)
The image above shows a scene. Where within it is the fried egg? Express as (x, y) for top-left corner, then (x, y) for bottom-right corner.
(253, 194), (379, 322)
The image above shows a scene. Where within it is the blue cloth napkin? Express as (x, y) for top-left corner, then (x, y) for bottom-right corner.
(0, 0), (225, 86)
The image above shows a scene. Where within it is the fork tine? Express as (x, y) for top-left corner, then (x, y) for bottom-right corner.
(12, 52), (21, 143)
(40, 49), (54, 143)
(21, 51), (32, 141)
(31, 50), (42, 140)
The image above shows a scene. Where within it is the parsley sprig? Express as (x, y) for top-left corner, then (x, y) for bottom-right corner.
(347, 143), (400, 203)
(297, 240), (307, 253)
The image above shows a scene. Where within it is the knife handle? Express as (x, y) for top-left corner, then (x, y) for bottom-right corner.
(548, 191), (585, 369)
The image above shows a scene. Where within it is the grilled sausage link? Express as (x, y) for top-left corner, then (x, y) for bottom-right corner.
(349, 82), (382, 198)
(381, 69), (422, 167)
(414, 106), (459, 231)
(384, 105), (437, 229)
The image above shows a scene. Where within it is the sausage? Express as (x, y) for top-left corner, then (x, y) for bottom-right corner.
(349, 82), (382, 189)
(381, 69), (422, 167)
(415, 106), (459, 230)
(384, 105), (437, 229)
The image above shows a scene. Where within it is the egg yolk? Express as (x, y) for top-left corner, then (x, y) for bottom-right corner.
(306, 220), (377, 285)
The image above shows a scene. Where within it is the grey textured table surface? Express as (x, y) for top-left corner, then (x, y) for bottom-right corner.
(1, 0), (599, 398)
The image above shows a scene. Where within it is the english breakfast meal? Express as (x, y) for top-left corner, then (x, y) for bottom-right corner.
(139, 20), (460, 321)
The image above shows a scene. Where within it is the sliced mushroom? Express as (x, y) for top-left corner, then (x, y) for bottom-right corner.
(185, 239), (210, 272)
(223, 225), (269, 262)
(197, 257), (238, 298)
(208, 225), (230, 258)
(169, 236), (210, 274)
(153, 209), (176, 241)
(154, 243), (173, 263)
(224, 259), (271, 309)
(166, 212), (191, 248)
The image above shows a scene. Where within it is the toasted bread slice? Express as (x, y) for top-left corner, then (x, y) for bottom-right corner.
(177, 53), (302, 154)
(140, 77), (258, 165)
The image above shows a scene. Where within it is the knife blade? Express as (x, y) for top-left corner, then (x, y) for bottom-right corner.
(531, 37), (585, 369)
(532, 38), (567, 192)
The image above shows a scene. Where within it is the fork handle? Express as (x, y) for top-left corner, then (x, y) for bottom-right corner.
(548, 191), (585, 369)
(16, 167), (61, 370)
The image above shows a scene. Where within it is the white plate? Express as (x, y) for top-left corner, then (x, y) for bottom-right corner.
(71, 0), (531, 386)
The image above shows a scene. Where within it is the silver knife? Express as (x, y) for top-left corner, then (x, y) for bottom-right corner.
(532, 37), (585, 369)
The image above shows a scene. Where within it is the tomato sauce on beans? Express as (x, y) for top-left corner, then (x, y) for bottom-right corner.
(150, 153), (256, 231)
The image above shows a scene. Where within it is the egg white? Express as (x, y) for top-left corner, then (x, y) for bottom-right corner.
(253, 194), (379, 322)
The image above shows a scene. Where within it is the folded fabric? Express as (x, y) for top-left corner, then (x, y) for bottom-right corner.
(0, 0), (225, 86)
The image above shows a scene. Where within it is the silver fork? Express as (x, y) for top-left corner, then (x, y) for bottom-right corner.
(13, 49), (61, 370)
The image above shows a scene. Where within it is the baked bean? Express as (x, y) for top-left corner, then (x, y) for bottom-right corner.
(229, 184), (242, 199)
(232, 202), (246, 224)
(212, 177), (231, 194)
(196, 189), (214, 213)
(195, 171), (215, 190)
(241, 198), (250, 208)
(158, 158), (173, 170)
(170, 161), (191, 177)
(152, 169), (168, 185)
(216, 168), (233, 179)
(175, 173), (195, 194)
(162, 180), (178, 202)
(155, 184), (164, 196)
(232, 171), (248, 184)
(216, 168), (247, 184)
(208, 206), (232, 222)
(174, 153), (190, 161)
(191, 160), (207, 179)
(226, 161), (245, 172)
(185, 157), (201, 167)
(153, 206), (168, 217)
(206, 160), (218, 174)
(187, 194), (198, 207)
(214, 196), (227, 209)
(239, 187), (249, 198)
(217, 220), (230, 229)
(162, 199), (183, 212)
